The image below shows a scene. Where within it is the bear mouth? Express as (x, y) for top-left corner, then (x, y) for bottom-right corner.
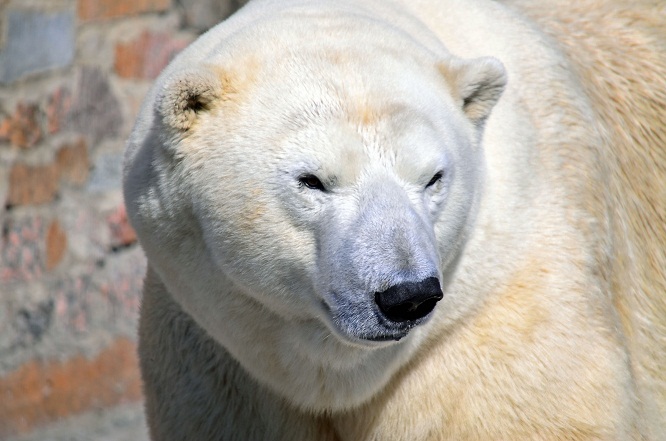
(356, 330), (411, 342)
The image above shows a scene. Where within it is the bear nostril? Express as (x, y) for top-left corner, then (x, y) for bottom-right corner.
(382, 297), (440, 322)
(375, 277), (443, 323)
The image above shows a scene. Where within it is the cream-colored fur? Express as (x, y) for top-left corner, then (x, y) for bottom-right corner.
(124, 0), (666, 439)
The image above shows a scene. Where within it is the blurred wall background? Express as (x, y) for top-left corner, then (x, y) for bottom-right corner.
(0, 0), (244, 437)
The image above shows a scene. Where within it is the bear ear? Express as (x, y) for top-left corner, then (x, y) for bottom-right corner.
(157, 66), (223, 132)
(440, 57), (507, 126)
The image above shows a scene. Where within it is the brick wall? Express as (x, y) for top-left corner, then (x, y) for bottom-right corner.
(0, 0), (244, 437)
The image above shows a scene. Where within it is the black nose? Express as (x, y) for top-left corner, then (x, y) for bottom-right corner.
(375, 277), (443, 322)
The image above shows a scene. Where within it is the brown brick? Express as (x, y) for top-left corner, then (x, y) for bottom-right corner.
(78, 0), (171, 22)
(0, 338), (142, 437)
(0, 102), (42, 148)
(45, 220), (67, 270)
(114, 30), (190, 80)
(56, 138), (89, 186)
(7, 163), (59, 206)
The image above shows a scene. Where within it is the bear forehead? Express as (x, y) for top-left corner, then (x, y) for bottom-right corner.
(202, 56), (456, 160)
(207, 44), (454, 135)
(206, 7), (445, 106)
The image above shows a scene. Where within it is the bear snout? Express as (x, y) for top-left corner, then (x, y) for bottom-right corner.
(374, 277), (443, 322)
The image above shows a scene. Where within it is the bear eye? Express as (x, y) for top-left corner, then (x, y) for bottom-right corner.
(298, 174), (326, 191)
(425, 171), (443, 188)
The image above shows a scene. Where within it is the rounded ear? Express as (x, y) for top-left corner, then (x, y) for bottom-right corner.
(157, 65), (223, 132)
(440, 56), (507, 126)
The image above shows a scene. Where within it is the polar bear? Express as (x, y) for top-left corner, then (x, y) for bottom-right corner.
(123, 0), (666, 439)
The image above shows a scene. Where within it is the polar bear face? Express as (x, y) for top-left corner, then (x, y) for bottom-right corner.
(126, 18), (505, 408)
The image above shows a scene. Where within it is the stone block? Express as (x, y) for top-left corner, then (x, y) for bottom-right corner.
(177, 0), (237, 32)
(0, 216), (45, 283)
(59, 207), (109, 263)
(114, 30), (191, 80)
(50, 271), (96, 334)
(78, 0), (171, 22)
(13, 299), (55, 349)
(46, 87), (73, 135)
(0, 10), (75, 84)
(87, 151), (123, 193)
(0, 338), (142, 438)
(56, 138), (90, 186)
(4, 139), (89, 209)
(0, 102), (43, 149)
(46, 248), (145, 335)
(99, 247), (146, 322)
(6, 163), (59, 207)
(68, 68), (123, 143)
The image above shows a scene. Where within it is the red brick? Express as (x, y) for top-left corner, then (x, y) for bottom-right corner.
(0, 338), (142, 437)
(78, 0), (171, 22)
(7, 163), (59, 206)
(56, 138), (89, 186)
(0, 102), (42, 148)
(114, 31), (190, 80)
(107, 205), (137, 248)
(0, 119), (10, 140)
(45, 221), (67, 270)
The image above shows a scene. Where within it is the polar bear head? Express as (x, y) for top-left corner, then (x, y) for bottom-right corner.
(125, 12), (505, 409)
